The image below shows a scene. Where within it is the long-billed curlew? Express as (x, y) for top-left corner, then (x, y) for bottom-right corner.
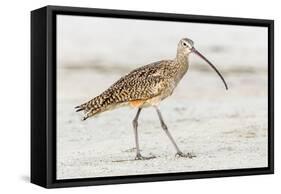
(75, 38), (228, 160)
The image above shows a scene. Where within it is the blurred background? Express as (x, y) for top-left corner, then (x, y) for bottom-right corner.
(57, 15), (267, 74)
(56, 15), (268, 179)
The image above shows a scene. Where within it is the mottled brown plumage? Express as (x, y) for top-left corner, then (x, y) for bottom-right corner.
(76, 60), (183, 119)
(75, 38), (228, 160)
(75, 39), (191, 120)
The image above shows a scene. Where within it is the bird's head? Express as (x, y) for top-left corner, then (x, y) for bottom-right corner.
(178, 38), (194, 55)
(178, 37), (228, 90)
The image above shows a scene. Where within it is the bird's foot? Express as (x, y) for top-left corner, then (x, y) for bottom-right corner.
(175, 151), (196, 158)
(135, 154), (156, 160)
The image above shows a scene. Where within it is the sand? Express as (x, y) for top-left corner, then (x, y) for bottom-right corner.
(57, 68), (268, 179)
(56, 16), (268, 180)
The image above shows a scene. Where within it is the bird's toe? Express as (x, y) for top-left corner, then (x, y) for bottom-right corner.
(135, 154), (156, 160)
(175, 152), (196, 158)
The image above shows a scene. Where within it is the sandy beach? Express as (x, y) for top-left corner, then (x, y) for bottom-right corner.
(57, 68), (268, 179)
(56, 15), (268, 179)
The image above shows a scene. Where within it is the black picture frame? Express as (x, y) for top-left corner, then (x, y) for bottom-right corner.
(31, 5), (274, 188)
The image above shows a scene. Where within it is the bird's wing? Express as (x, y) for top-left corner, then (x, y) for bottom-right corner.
(75, 60), (172, 119)
(107, 60), (172, 101)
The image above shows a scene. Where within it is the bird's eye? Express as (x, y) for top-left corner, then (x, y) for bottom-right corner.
(182, 42), (187, 47)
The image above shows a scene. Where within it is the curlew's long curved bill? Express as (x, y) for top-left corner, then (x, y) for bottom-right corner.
(192, 48), (228, 90)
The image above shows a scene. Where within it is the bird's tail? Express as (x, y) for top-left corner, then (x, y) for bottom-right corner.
(75, 95), (103, 120)
(75, 91), (119, 120)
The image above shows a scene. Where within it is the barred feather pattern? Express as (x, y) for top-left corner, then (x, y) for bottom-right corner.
(75, 58), (188, 120)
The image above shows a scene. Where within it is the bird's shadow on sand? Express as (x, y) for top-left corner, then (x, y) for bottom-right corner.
(112, 156), (157, 163)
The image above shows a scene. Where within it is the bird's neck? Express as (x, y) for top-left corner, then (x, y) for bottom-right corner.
(175, 52), (189, 77)
(176, 51), (189, 66)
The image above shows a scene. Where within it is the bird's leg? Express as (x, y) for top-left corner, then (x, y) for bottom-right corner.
(133, 108), (155, 160)
(133, 108), (142, 159)
(154, 106), (195, 158)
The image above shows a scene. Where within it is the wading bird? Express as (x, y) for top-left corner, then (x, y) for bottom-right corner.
(75, 38), (228, 160)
